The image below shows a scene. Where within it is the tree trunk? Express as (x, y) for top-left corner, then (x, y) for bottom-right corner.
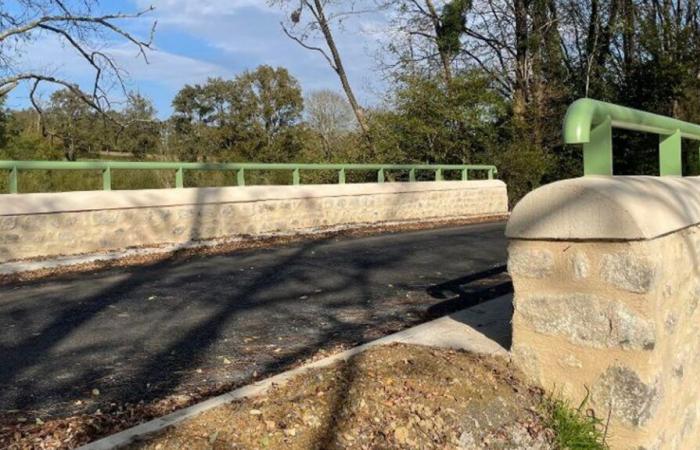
(513, 0), (529, 122)
(312, 0), (371, 140)
(622, 0), (635, 80)
(424, 0), (453, 85)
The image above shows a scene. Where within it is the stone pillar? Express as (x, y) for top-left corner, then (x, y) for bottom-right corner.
(506, 176), (700, 450)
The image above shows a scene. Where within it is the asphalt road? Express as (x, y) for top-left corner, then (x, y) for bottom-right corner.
(0, 222), (509, 419)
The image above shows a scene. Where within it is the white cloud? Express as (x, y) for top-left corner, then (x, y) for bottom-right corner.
(4, 36), (233, 115)
(5, 0), (391, 115)
(137, 0), (389, 104)
(11, 36), (231, 87)
(111, 44), (233, 87)
(136, 0), (276, 26)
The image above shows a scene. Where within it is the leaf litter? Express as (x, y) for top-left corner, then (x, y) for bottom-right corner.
(129, 343), (554, 450)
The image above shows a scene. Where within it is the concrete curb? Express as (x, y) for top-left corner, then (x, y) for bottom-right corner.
(77, 294), (513, 450)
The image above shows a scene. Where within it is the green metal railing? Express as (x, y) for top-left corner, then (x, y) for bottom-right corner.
(0, 161), (498, 194)
(564, 98), (700, 176)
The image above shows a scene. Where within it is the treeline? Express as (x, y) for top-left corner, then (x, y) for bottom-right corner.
(0, 66), (502, 188)
(3, 0), (700, 203)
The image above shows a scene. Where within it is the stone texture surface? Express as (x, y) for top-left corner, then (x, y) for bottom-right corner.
(516, 293), (655, 350)
(0, 181), (508, 263)
(509, 222), (700, 449)
(600, 252), (658, 294)
(507, 248), (553, 278)
(591, 366), (661, 427)
(570, 252), (590, 279)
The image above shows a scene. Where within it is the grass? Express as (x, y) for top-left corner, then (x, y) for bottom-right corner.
(543, 392), (608, 450)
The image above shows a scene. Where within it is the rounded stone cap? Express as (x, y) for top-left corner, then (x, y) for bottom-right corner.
(506, 175), (700, 241)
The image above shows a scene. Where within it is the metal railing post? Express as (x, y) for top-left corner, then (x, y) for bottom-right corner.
(102, 167), (112, 191)
(292, 168), (300, 185)
(435, 168), (442, 181)
(175, 167), (184, 188)
(462, 168), (469, 181)
(563, 98), (700, 177)
(338, 168), (346, 184)
(583, 116), (613, 176)
(409, 168), (416, 182)
(377, 168), (385, 183)
(9, 166), (18, 194)
(660, 130), (682, 176)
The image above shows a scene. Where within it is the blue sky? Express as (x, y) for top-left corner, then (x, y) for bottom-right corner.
(7, 0), (389, 118)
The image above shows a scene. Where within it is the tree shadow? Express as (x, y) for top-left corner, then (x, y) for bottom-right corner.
(0, 217), (508, 423)
(0, 180), (511, 450)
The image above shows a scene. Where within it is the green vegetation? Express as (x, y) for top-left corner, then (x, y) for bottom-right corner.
(543, 395), (608, 450)
(3, 1), (700, 203)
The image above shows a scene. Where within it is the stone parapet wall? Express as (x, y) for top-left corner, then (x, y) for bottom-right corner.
(507, 176), (700, 450)
(0, 181), (507, 264)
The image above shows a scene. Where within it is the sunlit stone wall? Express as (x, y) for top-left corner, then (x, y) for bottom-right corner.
(0, 180), (507, 264)
(507, 176), (700, 450)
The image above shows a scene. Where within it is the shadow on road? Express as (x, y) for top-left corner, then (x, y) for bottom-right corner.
(425, 265), (512, 318)
(0, 221), (509, 447)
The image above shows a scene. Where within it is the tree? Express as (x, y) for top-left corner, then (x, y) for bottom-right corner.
(170, 66), (305, 162)
(117, 93), (160, 158)
(0, 0), (156, 117)
(0, 97), (8, 148)
(381, 0), (471, 85)
(44, 89), (103, 160)
(271, 0), (371, 139)
(305, 89), (355, 156)
(170, 81), (233, 161)
(368, 71), (506, 167)
(236, 65), (304, 140)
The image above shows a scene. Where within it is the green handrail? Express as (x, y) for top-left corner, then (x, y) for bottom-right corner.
(0, 161), (498, 194)
(564, 98), (700, 176)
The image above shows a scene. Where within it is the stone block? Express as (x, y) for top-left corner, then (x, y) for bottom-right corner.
(570, 252), (590, 279)
(516, 293), (655, 350)
(600, 252), (658, 294)
(591, 366), (661, 427)
(0, 216), (17, 231)
(508, 248), (554, 279)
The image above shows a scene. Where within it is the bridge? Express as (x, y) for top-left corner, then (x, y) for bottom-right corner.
(3, 99), (700, 449)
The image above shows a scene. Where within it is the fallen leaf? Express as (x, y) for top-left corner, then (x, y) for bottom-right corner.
(394, 426), (409, 444)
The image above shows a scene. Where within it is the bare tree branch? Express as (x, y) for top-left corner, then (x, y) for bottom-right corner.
(0, 1), (156, 123)
(281, 22), (337, 70)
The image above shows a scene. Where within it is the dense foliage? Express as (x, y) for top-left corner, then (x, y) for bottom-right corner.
(3, 0), (700, 203)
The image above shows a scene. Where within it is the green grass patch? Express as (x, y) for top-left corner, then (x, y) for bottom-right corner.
(543, 393), (608, 450)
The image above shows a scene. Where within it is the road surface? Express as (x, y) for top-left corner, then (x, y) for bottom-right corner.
(0, 222), (509, 419)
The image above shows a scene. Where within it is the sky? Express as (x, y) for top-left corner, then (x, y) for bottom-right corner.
(6, 0), (390, 118)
